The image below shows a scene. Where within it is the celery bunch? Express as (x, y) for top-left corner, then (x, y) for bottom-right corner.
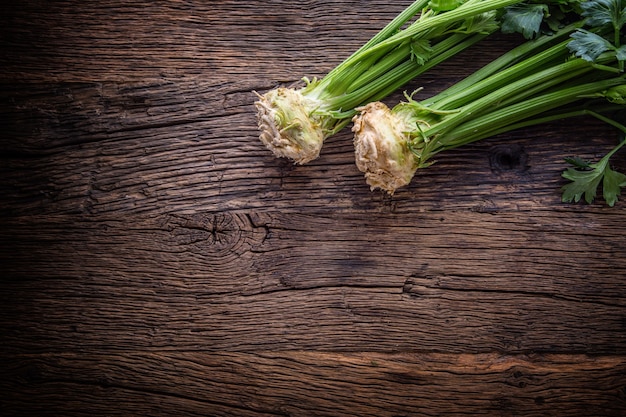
(255, 0), (523, 164)
(352, 0), (626, 205)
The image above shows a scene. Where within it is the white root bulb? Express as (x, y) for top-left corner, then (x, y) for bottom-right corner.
(254, 88), (325, 164)
(352, 102), (418, 194)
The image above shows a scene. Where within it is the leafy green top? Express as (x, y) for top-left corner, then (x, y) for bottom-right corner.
(559, 0), (626, 206)
(562, 137), (626, 206)
(568, 0), (626, 67)
(501, 0), (584, 38)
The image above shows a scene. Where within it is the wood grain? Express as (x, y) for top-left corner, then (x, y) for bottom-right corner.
(2, 210), (626, 356)
(2, 0), (626, 416)
(2, 352), (625, 416)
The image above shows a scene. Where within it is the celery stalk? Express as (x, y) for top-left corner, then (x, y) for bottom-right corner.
(352, 23), (626, 196)
(255, 0), (521, 164)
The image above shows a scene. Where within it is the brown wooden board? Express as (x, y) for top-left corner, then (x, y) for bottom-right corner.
(1, 1), (626, 416)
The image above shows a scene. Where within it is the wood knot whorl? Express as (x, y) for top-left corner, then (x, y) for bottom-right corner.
(488, 144), (528, 173)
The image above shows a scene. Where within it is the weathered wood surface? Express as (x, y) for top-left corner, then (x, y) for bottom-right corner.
(2, 1), (626, 416)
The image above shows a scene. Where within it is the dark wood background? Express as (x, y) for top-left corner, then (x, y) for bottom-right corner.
(2, 1), (626, 416)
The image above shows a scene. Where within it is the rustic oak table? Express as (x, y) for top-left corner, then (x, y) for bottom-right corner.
(2, 1), (626, 416)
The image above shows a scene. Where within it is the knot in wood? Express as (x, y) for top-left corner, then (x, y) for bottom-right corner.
(488, 144), (528, 173)
(163, 212), (242, 253)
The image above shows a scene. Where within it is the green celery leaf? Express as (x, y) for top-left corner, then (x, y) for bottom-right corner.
(544, 8), (566, 32)
(410, 39), (433, 65)
(568, 29), (614, 61)
(501, 4), (549, 39)
(562, 151), (626, 205)
(580, 0), (626, 28)
(602, 164), (626, 206)
(616, 44), (626, 60)
(561, 164), (605, 203)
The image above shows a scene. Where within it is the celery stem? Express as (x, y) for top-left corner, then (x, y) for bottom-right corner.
(428, 76), (626, 153)
(428, 39), (574, 111)
(424, 56), (615, 140)
(329, 32), (488, 112)
(423, 23), (583, 106)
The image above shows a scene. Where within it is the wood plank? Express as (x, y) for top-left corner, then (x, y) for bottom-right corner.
(0, 0), (430, 82)
(2, 211), (625, 353)
(2, 0), (626, 416)
(2, 352), (625, 416)
(2, 78), (625, 215)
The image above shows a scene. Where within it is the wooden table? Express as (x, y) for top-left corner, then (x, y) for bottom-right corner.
(2, 1), (626, 415)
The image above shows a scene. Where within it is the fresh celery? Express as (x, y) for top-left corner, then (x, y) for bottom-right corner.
(352, 0), (626, 205)
(254, 0), (524, 164)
